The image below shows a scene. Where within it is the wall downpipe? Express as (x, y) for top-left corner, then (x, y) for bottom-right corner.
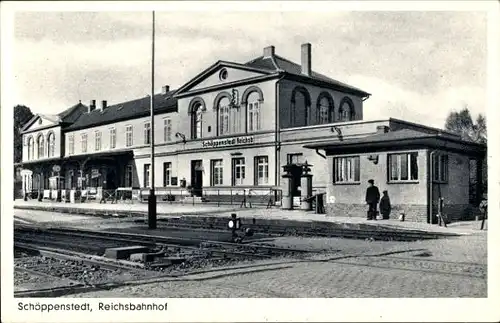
(275, 75), (285, 188)
(429, 148), (441, 224)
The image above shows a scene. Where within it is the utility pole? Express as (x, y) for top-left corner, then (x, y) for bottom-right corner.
(148, 10), (157, 229)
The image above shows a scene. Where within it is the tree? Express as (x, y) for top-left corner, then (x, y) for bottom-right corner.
(444, 106), (486, 144)
(14, 105), (34, 163)
(444, 106), (487, 197)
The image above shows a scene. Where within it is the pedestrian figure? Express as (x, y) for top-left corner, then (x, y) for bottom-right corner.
(379, 190), (391, 220)
(365, 179), (380, 220)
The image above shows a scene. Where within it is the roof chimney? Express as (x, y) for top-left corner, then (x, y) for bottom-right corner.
(263, 46), (275, 58)
(162, 85), (170, 94)
(89, 100), (96, 113)
(301, 43), (312, 76)
(101, 100), (107, 110)
(376, 125), (390, 134)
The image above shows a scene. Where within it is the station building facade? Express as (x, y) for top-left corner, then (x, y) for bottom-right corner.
(17, 43), (485, 222)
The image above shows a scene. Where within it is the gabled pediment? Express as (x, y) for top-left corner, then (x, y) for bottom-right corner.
(22, 114), (60, 132)
(175, 61), (277, 96)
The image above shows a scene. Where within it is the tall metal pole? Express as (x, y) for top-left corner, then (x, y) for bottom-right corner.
(148, 10), (157, 229)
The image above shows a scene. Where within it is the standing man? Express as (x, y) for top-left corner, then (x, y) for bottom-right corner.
(365, 179), (380, 220)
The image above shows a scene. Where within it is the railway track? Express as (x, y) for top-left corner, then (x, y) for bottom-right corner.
(133, 218), (459, 242)
(14, 224), (315, 297)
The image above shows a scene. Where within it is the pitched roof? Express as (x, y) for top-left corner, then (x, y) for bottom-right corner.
(245, 55), (370, 96)
(65, 91), (178, 131)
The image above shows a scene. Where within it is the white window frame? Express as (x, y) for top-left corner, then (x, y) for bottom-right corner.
(125, 125), (133, 147)
(144, 122), (151, 145)
(68, 135), (74, 155)
(163, 162), (172, 186)
(232, 158), (246, 186)
(248, 101), (261, 132)
(211, 159), (224, 186)
(255, 156), (269, 185)
(144, 164), (151, 188)
(333, 156), (360, 184)
(388, 152), (419, 182)
(124, 165), (133, 187)
(81, 133), (87, 153)
(109, 128), (116, 149)
(163, 118), (172, 142)
(48, 133), (55, 157)
(433, 154), (449, 183)
(318, 98), (330, 124)
(94, 130), (101, 151)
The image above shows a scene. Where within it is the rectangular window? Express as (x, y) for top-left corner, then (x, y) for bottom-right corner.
(388, 152), (419, 182)
(248, 102), (261, 132)
(144, 122), (151, 145)
(81, 133), (87, 153)
(125, 165), (133, 187)
(255, 156), (269, 185)
(211, 159), (224, 186)
(163, 162), (172, 186)
(163, 118), (172, 142)
(287, 153), (303, 165)
(333, 156), (360, 183)
(143, 164), (151, 188)
(126, 125), (133, 147)
(433, 154), (449, 183)
(68, 135), (74, 155)
(94, 131), (101, 151)
(109, 128), (116, 149)
(231, 158), (245, 186)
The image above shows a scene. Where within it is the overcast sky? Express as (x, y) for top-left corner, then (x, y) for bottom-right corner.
(13, 11), (486, 128)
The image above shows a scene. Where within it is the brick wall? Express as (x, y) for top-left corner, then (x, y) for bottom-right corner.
(326, 203), (428, 222)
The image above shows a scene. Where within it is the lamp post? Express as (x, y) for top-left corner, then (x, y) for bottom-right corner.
(148, 10), (157, 229)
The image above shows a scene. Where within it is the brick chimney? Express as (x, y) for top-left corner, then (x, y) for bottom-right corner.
(89, 100), (96, 113)
(101, 100), (107, 110)
(162, 85), (170, 94)
(263, 45), (275, 58)
(301, 43), (312, 76)
(376, 125), (390, 134)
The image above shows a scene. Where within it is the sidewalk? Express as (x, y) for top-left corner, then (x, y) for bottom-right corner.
(13, 199), (485, 235)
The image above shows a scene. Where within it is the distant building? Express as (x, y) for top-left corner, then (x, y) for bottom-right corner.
(17, 43), (485, 222)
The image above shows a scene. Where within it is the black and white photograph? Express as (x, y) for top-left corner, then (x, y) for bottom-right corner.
(1, 1), (499, 322)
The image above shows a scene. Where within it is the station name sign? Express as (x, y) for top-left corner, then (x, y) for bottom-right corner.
(202, 136), (254, 148)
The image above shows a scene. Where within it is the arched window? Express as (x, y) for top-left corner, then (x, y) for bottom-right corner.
(291, 86), (311, 127)
(215, 92), (241, 136)
(192, 103), (203, 139)
(47, 132), (55, 157)
(316, 92), (334, 124)
(27, 136), (34, 160)
(247, 91), (262, 132)
(37, 134), (44, 158)
(189, 97), (206, 139)
(338, 97), (355, 122)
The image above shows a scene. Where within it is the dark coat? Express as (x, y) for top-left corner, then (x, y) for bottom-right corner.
(365, 186), (380, 204)
(379, 195), (391, 215)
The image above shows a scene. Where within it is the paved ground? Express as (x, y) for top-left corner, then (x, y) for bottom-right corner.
(13, 207), (488, 298)
(14, 199), (486, 235)
(66, 238), (487, 298)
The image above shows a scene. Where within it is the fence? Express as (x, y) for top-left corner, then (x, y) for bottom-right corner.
(138, 187), (283, 207)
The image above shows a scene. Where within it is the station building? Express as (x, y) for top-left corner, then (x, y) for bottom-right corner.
(17, 43), (485, 223)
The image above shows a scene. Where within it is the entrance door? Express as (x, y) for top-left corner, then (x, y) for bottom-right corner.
(106, 170), (118, 190)
(190, 160), (203, 197)
(289, 164), (303, 197)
